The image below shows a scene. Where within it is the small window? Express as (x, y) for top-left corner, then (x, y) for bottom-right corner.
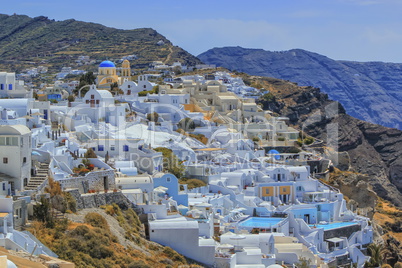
(123, 145), (129, 152)
(143, 85), (146, 89)
(265, 188), (270, 195)
(0, 84), (3, 90)
(111, 146), (115, 151)
(86, 100), (89, 104)
(8, 84), (12, 90)
(2, 183), (5, 191)
(91, 95), (94, 99)
(96, 100), (100, 104)
(98, 145), (104, 151)
(23, 157), (26, 163)
(167, 177), (171, 182)
(128, 85), (131, 89)
(3, 157), (8, 164)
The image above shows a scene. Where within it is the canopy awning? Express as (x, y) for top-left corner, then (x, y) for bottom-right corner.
(326, 237), (343, 243)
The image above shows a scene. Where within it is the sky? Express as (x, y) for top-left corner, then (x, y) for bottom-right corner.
(2, 0), (402, 62)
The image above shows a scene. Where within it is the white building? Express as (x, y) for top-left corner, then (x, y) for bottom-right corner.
(0, 125), (31, 192)
(149, 217), (216, 266)
(0, 72), (29, 98)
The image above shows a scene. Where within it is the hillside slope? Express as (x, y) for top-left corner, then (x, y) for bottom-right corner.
(198, 46), (402, 130)
(29, 205), (199, 268)
(0, 14), (201, 71)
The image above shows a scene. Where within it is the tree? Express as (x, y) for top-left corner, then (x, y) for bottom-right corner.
(84, 148), (97, 158)
(110, 82), (122, 96)
(365, 243), (385, 267)
(33, 196), (55, 228)
(154, 147), (185, 179)
(147, 112), (159, 123)
(67, 95), (75, 102)
(152, 85), (159, 94)
(105, 151), (109, 163)
(74, 72), (96, 96)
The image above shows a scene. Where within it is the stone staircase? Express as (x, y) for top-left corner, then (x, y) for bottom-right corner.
(50, 208), (65, 220)
(24, 162), (50, 191)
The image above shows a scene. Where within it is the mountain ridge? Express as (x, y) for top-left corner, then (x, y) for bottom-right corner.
(0, 13), (202, 71)
(198, 46), (402, 130)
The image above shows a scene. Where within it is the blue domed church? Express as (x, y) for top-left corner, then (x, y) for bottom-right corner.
(97, 60), (131, 89)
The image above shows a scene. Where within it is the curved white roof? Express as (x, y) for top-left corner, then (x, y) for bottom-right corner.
(0, 125), (30, 135)
(286, 166), (308, 173)
(97, 89), (113, 98)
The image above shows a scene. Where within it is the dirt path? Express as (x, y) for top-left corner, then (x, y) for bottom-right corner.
(164, 45), (173, 64)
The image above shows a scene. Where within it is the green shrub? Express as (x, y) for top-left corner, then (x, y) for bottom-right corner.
(304, 136), (314, 145)
(179, 178), (206, 190)
(262, 92), (275, 102)
(288, 147), (301, 153)
(146, 112), (159, 122)
(163, 247), (186, 263)
(64, 192), (77, 213)
(296, 138), (303, 147)
(128, 260), (151, 268)
(84, 213), (109, 231)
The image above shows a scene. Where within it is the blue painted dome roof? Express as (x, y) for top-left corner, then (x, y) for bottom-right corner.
(99, 60), (116, 68)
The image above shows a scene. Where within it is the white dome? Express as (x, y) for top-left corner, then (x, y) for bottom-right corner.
(7, 259), (18, 268)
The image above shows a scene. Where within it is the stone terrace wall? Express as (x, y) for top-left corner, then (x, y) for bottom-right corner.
(58, 170), (116, 193)
(67, 189), (133, 210)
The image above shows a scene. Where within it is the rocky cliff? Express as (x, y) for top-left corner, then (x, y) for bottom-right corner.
(198, 46), (402, 129)
(247, 75), (402, 207)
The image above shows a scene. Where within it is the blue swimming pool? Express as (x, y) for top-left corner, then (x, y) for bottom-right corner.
(310, 221), (359, 230)
(238, 217), (286, 228)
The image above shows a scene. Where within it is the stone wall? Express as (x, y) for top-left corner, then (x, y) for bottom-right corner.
(323, 224), (361, 240)
(66, 189), (133, 210)
(58, 170), (116, 193)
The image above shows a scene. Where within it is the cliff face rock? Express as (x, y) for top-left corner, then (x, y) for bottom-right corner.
(329, 170), (377, 217)
(251, 76), (402, 207)
(199, 46), (402, 129)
